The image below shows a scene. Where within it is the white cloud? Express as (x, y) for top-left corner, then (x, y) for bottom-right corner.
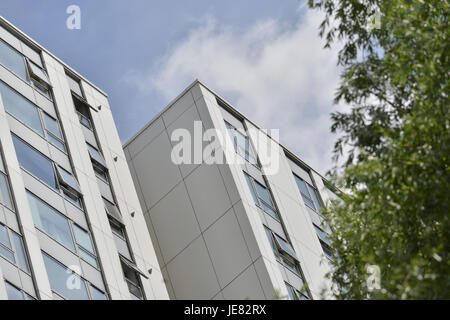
(125, 9), (343, 175)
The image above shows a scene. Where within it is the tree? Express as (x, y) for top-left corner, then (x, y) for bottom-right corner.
(308, 0), (449, 299)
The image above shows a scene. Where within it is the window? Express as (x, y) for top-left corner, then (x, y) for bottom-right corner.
(87, 143), (106, 167)
(26, 191), (75, 251)
(225, 121), (258, 166)
(244, 173), (278, 219)
(43, 113), (65, 152)
(56, 166), (81, 194)
(11, 232), (29, 272)
(121, 259), (144, 300)
(73, 225), (98, 268)
(313, 224), (330, 246)
(0, 223), (15, 262)
(94, 165), (116, 204)
(66, 73), (83, 97)
(73, 97), (93, 130)
(293, 174), (322, 212)
(5, 282), (34, 300)
(285, 282), (309, 300)
(0, 172), (14, 210)
(264, 226), (303, 276)
(42, 252), (89, 300)
(0, 223), (30, 272)
(13, 135), (81, 206)
(104, 198), (122, 223)
(12, 135), (57, 189)
(273, 233), (297, 260)
(0, 81), (44, 135)
(27, 60), (49, 85)
(26, 60), (52, 100)
(110, 219), (132, 261)
(89, 285), (107, 300)
(0, 39), (27, 81)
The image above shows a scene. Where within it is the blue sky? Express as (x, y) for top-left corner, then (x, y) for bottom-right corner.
(0, 0), (343, 174)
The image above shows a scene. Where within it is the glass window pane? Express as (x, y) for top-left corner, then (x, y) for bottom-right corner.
(0, 223), (11, 248)
(301, 194), (316, 211)
(264, 227), (278, 257)
(0, 40), (27, 81)
(260, 201), (278, 219)
(0, 173), (14, 210)
(244, 174), (258, 204)
(87, 144), (106, 167)
(26, 192), (75, 251)
(43, 113), (62, 139)
(66, 75), (83, 97)
(42, 252), (89, 300)
(113, 232), (132, 261)
(5, 282), (24, 300)
(0, 153), (4, 172)
(28, 61), (49, 84)
(12, 232), (29, 272)
(294, 175), (310, 197)
(47, 133), (66, 152)
(0, 245), (15, 262)
(73, 225), (94, 253)
(96, 176), (114, 203)
(274, 234), (297, 259)
(32, 78), (52, 100)
(0, 82), (44, 135)
(285, 283), (296, 300)
(12, 135), (57, 189)
(254, 181), (273, 206)
(104, 198), (122, 223)
(89, 285), (107, 300)
(308, 185), (322, 211)
(79, 247), (98, 268)
(56, 166), (80, 193)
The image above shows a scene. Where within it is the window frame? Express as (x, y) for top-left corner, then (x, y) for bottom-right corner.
(244, 173), (279, 220)
(0, 222), (31, 273)
(224, 121), (259, 167)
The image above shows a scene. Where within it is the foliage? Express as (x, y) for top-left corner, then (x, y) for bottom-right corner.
(308, 0), (450, 299)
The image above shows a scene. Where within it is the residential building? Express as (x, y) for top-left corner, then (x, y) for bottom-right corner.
(124, 80), (338, 300)
(0, 16), (168, 300)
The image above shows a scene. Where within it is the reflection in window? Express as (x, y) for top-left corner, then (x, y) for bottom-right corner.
(89, 285), (107, 300)
(0, 82), (44, 135)
(0, 40), (27, 81)
(74, 224), (98, 268)
(42, 252), (89, 300)
(26, 192), (75, 251)
(12, 135), (57, 189)
(5, 282), (25, 300)
(0, 223), (29, 272)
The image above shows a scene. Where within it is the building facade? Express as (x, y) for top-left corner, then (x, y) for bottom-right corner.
(124, 80), (338, 300)
(0, 17), (168, 300)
